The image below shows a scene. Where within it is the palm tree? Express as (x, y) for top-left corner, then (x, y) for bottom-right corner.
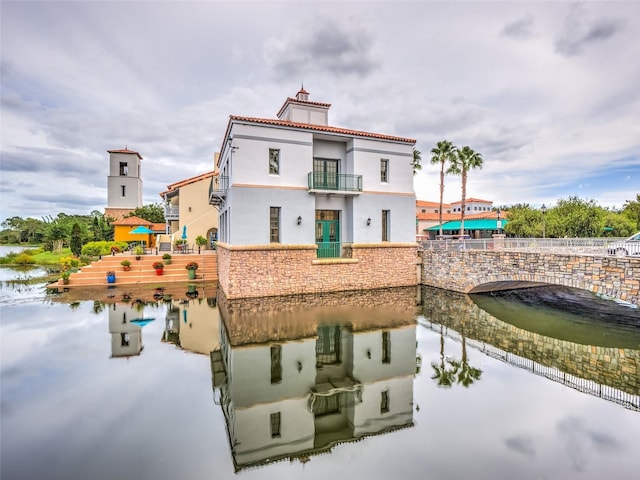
(412, 147), (422, 175)
(449, 146), (483, 236)
(430, 140), (456, 237)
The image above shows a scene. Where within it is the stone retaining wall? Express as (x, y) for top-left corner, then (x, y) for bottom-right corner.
(217, 242), (418, 299)
(421, 249), (640, 305)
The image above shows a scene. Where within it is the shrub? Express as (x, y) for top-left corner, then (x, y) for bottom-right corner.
(162, 253), (172, 260)
(121, 260), (131, 267)
(14, 253), (36, 265)
(60, 256), (80, 270)
(81, 241), (128, 257)
(185, 262), (198, 270)
(152, 261), (164, 270)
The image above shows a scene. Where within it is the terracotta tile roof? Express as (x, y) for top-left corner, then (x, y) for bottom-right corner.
(159, 171), (216, 196)
(151, 223), (166, 232)
(229, 115), (416, 144)
(451, 197), (492, 205)
(107, 148), (143, 160)
(416, 200), (452, 208)
(417, 212), (460, 221)
(110, 215), (153, 226)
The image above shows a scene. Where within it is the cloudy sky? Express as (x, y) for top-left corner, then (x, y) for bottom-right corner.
(1, 0), (639, 221)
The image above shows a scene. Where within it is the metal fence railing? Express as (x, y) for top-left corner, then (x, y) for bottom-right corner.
(418, 237), (627, 256)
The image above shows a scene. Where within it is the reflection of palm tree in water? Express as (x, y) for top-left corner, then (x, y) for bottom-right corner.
(449, 335), (482, 387)
(431, 326), (482, 388)
(431, 325), (456, 387)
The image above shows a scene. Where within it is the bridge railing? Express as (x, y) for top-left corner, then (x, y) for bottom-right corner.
(418, 237), (626, 256)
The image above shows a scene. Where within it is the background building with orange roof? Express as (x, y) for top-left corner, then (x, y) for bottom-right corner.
(159, 163), (219, 251)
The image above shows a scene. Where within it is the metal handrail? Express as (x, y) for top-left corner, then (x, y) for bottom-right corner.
(418, 237), (628, 256)
(308, 172), (362, 192)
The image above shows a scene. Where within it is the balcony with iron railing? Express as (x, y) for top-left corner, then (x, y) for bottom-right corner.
(308, 172), (362, 195)
(164, 205), (179, 220)
(209, 176), (229, 207)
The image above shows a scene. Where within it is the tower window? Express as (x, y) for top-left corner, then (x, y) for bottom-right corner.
(121, 185), (126, 197)
(119, 162), (128, 176)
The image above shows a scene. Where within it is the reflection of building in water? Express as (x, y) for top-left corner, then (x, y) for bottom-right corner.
(162, 296), (220, 355)
(211, 290), (418, 472)
(420, 285), (640, 410)
(108, 302), (153, 358)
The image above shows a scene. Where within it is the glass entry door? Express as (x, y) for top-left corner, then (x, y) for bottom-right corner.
(315, 210), (340, 258)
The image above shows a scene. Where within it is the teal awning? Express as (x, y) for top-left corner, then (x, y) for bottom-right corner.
(129, 226), (155, 234)
(426, 219), (508, 231)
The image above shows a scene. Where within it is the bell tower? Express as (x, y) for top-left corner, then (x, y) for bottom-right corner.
(105, 147), (143, 219)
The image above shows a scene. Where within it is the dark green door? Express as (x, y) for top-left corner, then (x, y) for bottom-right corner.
(316, 219), (340, 258)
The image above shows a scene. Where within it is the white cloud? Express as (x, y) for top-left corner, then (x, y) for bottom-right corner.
(1, 1), (639, 219)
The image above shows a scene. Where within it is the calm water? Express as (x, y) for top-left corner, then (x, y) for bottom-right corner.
(1, 267), (639, 480)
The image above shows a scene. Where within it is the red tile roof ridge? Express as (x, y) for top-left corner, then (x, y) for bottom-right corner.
(230, 115), (416, 144)
(107, 148), (143, 159)
(110, 215), (153, 226)
(160, 171), (216, 195)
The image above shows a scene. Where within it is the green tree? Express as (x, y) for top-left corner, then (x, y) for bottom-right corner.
(70, 223), (83, 256)
(602, 211), (636, 237)
(44, 221), (67, 253)
(449, 146), (483, 236)
(430, 140), (456, 236)
(621, 194), (640, 230)
(412, 147), (422, 175)
(126, 203), (165, 223)
(546, 197), (603, 237)
(504, 204), (543, 237)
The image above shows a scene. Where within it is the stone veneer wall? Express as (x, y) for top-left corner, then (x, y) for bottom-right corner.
(421, 249), (640, 305)
(217, 242), (418, 299)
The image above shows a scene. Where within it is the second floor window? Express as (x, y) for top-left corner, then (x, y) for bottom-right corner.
(269, 149), (280, 175)
(119, 162), (128, 176)
(380, 159), (389, 183)
(270, 207), (280, 243)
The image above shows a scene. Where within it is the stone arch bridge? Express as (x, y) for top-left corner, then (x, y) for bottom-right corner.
(420, 249), (640, 306)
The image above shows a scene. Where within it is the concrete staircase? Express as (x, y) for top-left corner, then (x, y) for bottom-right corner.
(53, 253), (217, 288)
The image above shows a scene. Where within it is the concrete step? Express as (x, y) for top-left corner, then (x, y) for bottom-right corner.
(55, 253), (217, 288)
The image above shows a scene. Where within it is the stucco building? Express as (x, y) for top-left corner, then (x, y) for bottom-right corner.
(159, 165), (220, 251)
(211, 88), (418, 299)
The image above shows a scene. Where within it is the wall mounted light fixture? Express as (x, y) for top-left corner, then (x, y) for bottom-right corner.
(297, 216), (302, 225)
(367, 218), (371, 226)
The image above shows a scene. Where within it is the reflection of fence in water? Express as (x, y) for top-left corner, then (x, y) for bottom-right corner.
(418, 319), (640, 412)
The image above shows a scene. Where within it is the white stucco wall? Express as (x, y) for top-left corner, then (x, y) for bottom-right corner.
(220, 120), (416, 247)
(228, 339), (317, 407)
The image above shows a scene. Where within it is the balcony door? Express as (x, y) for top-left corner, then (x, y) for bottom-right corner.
(316, 210), (340, 258)
(313, 158), (339, 190)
